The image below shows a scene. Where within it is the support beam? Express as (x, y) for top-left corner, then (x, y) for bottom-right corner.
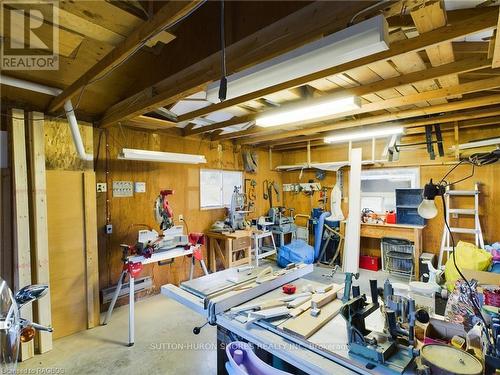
(492, 9), (500, 68)
(234, 93), (500, 145)
(273, 118), (500, 151)
(187, 56), (490, 136)
(48, 1), (201, 112)
(27, 112), (52, 354)
(99, 6), (499, 128)
(411, 1), (459, 95)
(10, 108), (34, 361)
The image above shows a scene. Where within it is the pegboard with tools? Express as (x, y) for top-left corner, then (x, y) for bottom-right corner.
(283, 183), (321, 193)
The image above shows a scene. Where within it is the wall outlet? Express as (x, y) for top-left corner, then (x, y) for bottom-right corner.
(105, 224), (113, 234)
(178, 214), (184, 222)
(96, 182), (107, 193)
(134, 182), (146, 193)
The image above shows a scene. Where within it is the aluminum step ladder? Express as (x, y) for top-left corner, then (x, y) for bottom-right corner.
(438, 183), (484, 269)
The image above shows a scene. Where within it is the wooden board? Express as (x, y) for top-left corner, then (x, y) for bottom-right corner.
(10, 108), (34, 361)
(343, 148), (362, 274)
(280, 299), (343, 339)
(46, 171), (88, 339)
(27, 111), (52, 353)
(83, 171), (100, 328)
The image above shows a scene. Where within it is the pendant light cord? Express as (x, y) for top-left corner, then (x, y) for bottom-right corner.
(218, 0), (228, 101)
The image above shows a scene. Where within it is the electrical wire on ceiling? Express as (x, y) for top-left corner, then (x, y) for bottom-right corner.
(218, 0), (228, 102)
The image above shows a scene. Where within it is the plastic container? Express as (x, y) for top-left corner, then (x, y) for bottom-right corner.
(359, 255), (380, 271)
(395, 188), (425, 226)
(225, 341), (292, 375)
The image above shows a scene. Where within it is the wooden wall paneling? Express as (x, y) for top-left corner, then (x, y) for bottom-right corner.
(46, 171), (87, 339)
(94, 125), (282, 298)
(83, 171), (100, 328)
(10, 108), (34, 360)
(26, 111), (52, 353)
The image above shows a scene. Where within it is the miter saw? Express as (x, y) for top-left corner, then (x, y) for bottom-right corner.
(123, 189), (189, 259)
(154, 189), (175, 230)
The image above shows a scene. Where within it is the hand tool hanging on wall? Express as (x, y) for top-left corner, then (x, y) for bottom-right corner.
(244, 179), (256, 211)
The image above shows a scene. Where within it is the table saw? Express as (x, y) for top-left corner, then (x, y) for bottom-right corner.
(162, 264), (423, 374)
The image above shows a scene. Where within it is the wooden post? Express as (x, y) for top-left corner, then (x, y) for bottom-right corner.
(27, 111), (52, 353)
(83, 171), (100, 329)
(10, 108), (34, 360)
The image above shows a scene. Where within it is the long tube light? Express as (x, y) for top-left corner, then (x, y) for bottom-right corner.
(206, 15), (388, 103)
(256, 95), (361, 127)
(118, 148), (207, 164)
(324, 126), (404, 144)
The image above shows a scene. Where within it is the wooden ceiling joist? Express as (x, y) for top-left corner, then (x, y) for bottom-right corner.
(411, 2), (459, 96)
(97, 1), (373, 127)
(98, 6), (499, 128)
(232, 93), (500, 145)
(272, 115), (500, 151)
(181, 11), (495, 127)
(268, 107), (500, 149)
(185, 56), (491, 137)
(47, 1), (201, 113)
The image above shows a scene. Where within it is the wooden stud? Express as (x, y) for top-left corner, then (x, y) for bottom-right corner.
(27, 111), (52, 353)
(10, 108), (34, 361)
(83, 171), (100, 328)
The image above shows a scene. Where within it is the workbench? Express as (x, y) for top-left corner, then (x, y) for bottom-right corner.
(206, 230), (252, 272)
(360, 222), (425, 279)
(103, 245), (207, 346)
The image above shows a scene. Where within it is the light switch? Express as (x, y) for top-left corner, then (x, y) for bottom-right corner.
(134, 182), (146, 193)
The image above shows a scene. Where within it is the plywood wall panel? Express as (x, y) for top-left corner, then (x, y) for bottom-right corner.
(46, 171), (88, 339)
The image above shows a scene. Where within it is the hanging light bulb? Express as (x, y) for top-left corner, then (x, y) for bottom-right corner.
(417, 179), (445, 219)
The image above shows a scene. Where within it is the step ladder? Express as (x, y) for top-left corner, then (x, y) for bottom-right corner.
(438, 183), (484, 269)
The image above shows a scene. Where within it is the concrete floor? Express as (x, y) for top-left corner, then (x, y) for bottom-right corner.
(18, 266), (408, 375)
(19, 295), (217, 375)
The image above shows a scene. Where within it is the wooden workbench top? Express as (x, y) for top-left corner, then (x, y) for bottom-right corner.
(361, 222), (425, 230)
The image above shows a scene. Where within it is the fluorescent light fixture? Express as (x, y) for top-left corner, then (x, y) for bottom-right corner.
(256, 96), (361, 127)
(324, 126), (404, 144)
(206, 15), (389, 103)
(119, 148), (206, 164)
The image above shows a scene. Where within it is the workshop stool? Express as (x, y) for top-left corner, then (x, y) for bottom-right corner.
(252, 230), (277, 267)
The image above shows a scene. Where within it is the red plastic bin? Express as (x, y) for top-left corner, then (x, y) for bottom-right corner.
(359, 255), (381, 271)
